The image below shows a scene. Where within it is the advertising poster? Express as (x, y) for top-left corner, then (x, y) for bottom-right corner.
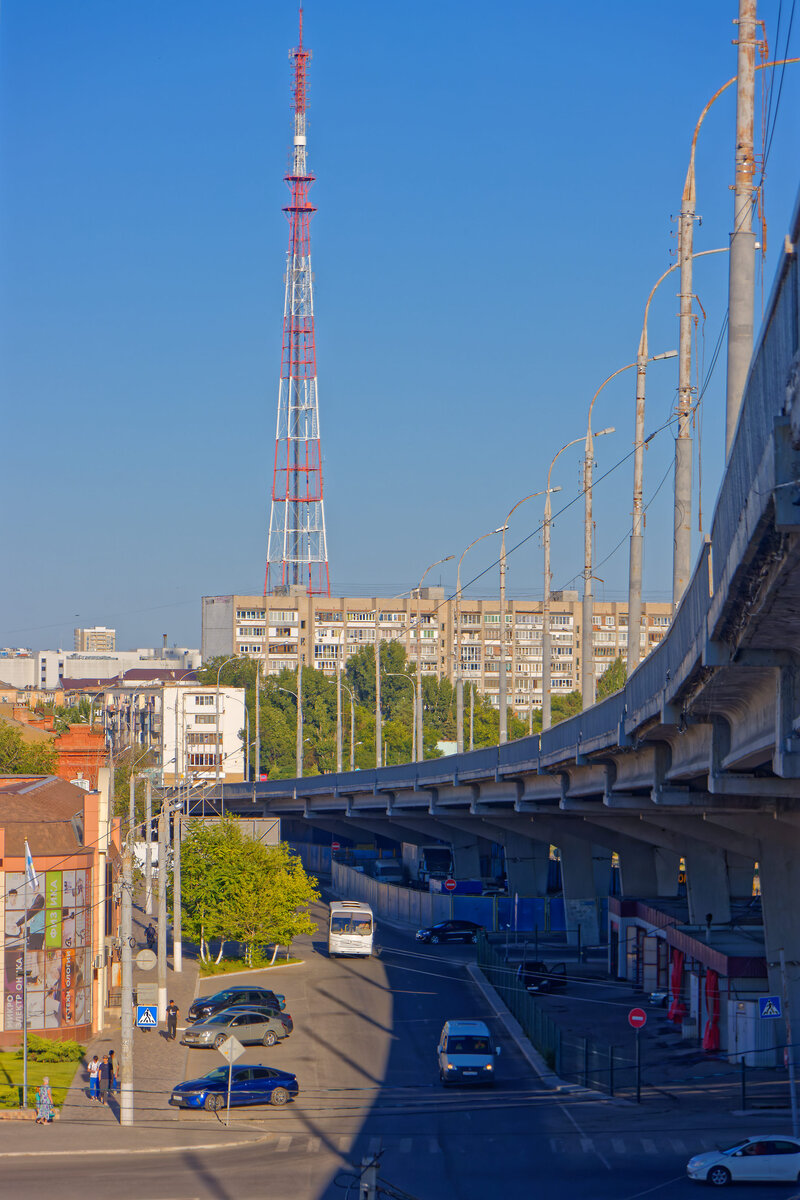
(3, 866), (92, 1033)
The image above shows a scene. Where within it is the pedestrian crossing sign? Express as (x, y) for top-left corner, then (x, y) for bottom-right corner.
(759, 995), (782, 1019)
(137, 1005), (158, 1027)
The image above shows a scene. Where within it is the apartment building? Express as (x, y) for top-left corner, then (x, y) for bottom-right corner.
(158, 683), (247, 786)
(74, 626), (116, 653)
(202, 591), (672, 716)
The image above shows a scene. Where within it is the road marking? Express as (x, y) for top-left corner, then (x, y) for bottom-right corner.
(276, 1136), (292, 1153)
(641, 1139), (657, 1155)
(548, 1139), (564, 1154)
(368, 1137), (381, 1154)
(399, 1138), (412, 1154)
(669, 1139), (686, 1155)
(307, 1137), (321, 1154)
(557, 1104), (611, 1171)
(337, 1136), (350, 1153)
(612, 1138), (626, 1155)
(580, 1138), (594, 1154)
(620, 1175), (688, 1200)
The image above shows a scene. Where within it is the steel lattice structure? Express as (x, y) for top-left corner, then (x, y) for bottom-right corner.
(265, 10), (330, 596)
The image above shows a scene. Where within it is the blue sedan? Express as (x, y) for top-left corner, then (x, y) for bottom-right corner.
(169, 1064), (299, 1111)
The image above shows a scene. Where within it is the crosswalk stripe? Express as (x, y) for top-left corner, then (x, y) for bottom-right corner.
(368, 1137), (381, 1155)
(549, 1139), (564, 1154)
(276, 1136), (292, 1153)
(611, 1138), (626, 1155)
(338, 1136), (350, 1153)
(307, 1137), (321, 1154)
(641, 1139), (657, 1155)
(670, 1139), (687, 1155)
(580, 1138), (594, 1154)
(400, 1138), (412, 1154)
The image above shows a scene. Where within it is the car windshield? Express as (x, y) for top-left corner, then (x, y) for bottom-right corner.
(331, 916), (372, 934)
(203, 1068), (229, 1084)
(447, 1036), (490, 1054)
(719, 1141), (749, 1155)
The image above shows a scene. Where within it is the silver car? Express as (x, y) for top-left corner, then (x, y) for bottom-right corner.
(182, 1007), (290, 1050)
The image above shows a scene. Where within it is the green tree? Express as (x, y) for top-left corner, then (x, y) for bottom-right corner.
(0, 720), (57, 775)
(597, 655), (627, 700)
(180, 818), (246, 962)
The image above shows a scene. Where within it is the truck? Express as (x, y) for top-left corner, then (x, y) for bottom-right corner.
(403, 843), (454, 887)
(370, 859), (404, 884)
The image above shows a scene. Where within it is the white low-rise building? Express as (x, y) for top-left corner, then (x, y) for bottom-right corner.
(157, 683), (247, 786)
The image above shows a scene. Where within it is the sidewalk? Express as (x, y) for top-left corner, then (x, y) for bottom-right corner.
(0, 901), (268, 1155)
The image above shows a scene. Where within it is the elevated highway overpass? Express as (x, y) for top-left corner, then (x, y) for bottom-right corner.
(222, 191), (800, 1031)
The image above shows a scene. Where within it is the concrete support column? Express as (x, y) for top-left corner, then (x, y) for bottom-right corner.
(557, 834), (611, 945)
(450, 832), (486, 880)
(756, 828), (800, 1054)
(616, 843), (680, 899)
(500, 832), (551, 897)
(684, 845), (734, 925)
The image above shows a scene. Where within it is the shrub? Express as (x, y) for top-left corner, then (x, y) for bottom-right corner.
(15, 1034), (85, 1063)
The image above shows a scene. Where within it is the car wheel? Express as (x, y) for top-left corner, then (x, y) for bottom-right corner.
(213, 1034), (227, 1049)
(706, 1166), (731, 1187)
(431, 935), (440, 945)
(270, 1087), (289, 1106)
(470, 933), (478, 944)
(203, 1093), (222, 1112)
(263, 1030), (278, 1047)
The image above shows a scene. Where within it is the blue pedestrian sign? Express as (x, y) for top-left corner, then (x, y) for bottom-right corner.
(136, 1005), (158, 1028)
(759, 995), (782, 1019)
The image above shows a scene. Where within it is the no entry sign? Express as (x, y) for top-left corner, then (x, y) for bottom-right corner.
(331, 842), (340, 850)
(444, 877), (457, 892)
(628, 1007), (647, 1030)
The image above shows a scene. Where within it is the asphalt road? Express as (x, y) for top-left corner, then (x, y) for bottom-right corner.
(4, 904), (800, 1199)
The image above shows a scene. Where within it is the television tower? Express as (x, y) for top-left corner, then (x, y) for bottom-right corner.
(265, 9), (330, 596)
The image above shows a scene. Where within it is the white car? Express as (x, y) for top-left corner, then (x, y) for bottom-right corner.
(687, 1135), (800, 1187)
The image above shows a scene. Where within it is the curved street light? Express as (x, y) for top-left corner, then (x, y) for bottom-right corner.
(415, 555), (455, 762)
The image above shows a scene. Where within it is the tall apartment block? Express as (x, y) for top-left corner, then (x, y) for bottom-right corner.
(74, 626), (116, 652)
(203, 592), (672, 715)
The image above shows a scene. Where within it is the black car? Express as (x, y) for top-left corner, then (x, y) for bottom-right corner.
(516, 961), (567, 993)
(416, 920), (484, 945)
(188, 986), (286, 1023)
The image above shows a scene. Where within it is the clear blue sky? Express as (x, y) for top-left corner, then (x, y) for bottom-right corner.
(2, 1), (799, 651)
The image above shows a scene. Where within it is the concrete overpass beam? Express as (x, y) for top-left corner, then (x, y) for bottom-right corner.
(616, 843), (680, 898)
(754, 830), (800, 1050)
(557, 833), (610, 946)
(498, 832), (551, 897)
(683, 846), (734, 925)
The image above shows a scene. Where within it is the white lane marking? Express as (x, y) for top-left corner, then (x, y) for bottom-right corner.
(337, 1136), (350, 1153)
(580, 1138), (594, 1154)
(558, 1104), (611, 1171)
(669, 1139), (686, 1155)
(307, 1137), (321, 1153)
(399, 1138), (412, 1153)
(612, 1138), (626, 1155)
(368, 1137), (381, 1154)
(641, 1138), (657, 1155)
(276, 1136), (292, 1152)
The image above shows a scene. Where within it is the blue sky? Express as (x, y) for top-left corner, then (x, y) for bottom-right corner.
(2, 1), (799, 651)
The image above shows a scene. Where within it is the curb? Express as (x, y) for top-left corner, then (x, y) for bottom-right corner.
(197, 960), (306, 981)
(0, 1130), (272, 1160)
(466, 962), (601, 1097)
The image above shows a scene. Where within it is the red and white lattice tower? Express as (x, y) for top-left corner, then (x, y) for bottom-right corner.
(265, 9), (330, 596)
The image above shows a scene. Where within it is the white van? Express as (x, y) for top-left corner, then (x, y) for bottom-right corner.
(437, 1019), (500, 1086)
(372, 859), (404, 884)
(328, 901), (374, 957)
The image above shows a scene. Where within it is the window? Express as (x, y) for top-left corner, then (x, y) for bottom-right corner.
(268, 610), (297, 623)
(236, 609), (265, 620)
(188, 752), (221, 767)
(654, 616), (670, 627)
(347, 611), (375, 622)
(378, 612), (403, 622)
(605, 616), (614, 627)
(194, 695), (215, 706)
(461, 613), (481, 626)
(195, 714), (216, 725)
(484, 614), (500, 624)
(187, 732), (221, 745)
(550, 614), (572, 627)
(315, 611), (343, 623)
(237, 626), (265, 637)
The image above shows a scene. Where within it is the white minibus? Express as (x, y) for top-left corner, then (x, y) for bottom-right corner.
(328, 901), (374, 957)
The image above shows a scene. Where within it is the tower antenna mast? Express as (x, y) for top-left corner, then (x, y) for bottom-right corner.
(265, 8), (330, 596)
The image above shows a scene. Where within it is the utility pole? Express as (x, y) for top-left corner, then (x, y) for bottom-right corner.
(456, 529), (502, 752)
(255, 659), (261, 782)
(415, 557), (454, 762)
(120, 841), (134, 1126)
(499, 499), (543, 742)
(360, 1155), (378, 1200)
(726, 0), (757, 458)
(469, 685), (474, 751)
(172, 798), (182, 974)
(543, 443), (581, 729)
(374, 639), (382, 768)
(129, 773), (136, 838)
(336, 657), (343, 773)
(144, 777), (153, 916)
(296, 655), (304, 778)
(157, 801), (167, 1023)
(674, 139), (697, 608)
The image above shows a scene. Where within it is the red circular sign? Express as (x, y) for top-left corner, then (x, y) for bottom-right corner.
(444, 877), (457, 892)
(331, 842), (340, 851)
(628, 1007), (647, 1029)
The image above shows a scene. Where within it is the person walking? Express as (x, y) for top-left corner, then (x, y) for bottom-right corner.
(166, 999), (179, 1041)
(108, 1049), (117, 1093)
(88, 1055), (100, 1102)
(98, 1055), (110, 1106)
(145, 923), (156, 951)
(35, 1077), (54, 1124)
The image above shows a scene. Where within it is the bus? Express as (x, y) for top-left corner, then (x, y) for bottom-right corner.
(328, 901), (374, 957)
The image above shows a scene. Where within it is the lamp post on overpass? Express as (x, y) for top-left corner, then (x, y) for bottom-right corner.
(277, 686), (303, 777)
(340, 681), (357, 771)
(415, 556), (454, 762)
(384, 671), (417, 761)
(455, 528), (503, 753)
(542, 438), (583, 731)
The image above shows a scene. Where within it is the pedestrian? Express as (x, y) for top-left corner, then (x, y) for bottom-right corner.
(166, 999), (179, 1041)
(108, 1049), (117, 1093)
(35, 1077), (54, 1124)
(145, 923), (156, 951)
(88, 1055), (100, 1102)
(98, 1055), (110, 1106)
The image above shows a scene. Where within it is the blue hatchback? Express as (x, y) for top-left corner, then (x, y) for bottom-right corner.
(169, 1064), (299, 1111)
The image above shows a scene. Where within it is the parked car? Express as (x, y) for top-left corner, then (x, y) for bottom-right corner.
(182, 1007), (291, 1049)
(169, 1064), (299, 1111)
(415, 920), (483, 945)
(187, 986), (286, 1023)
(223, 1004), (293, 1034)
(516, 961), (567, 993)
(686, 1135), (800, 1186)
(437, 1019), (500, 1086)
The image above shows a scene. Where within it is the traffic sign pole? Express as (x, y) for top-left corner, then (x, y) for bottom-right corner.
(780, 948), (799, 1138)
(120, 842), (134, 1126)
(636, 1028), (642, 1104)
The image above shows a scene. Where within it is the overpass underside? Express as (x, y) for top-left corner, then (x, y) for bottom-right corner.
(223, 194), (800, 1042)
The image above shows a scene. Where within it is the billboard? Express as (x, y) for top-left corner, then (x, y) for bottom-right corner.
(4, 868), (91, 1031)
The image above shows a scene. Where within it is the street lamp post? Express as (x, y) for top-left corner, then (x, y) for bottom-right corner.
(384, 672), (417, 761)
(341, 681), (357, 771)
(455, 529), (503, 754)
(214, 657), (237, 799)
(277, 686), (303, 777)
(499, 492), (557, 743)
(542, 439), (583, 731)
(415, 556), (454, 762)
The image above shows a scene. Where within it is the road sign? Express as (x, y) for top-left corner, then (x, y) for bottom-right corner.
(136, 949), (157, 971)
(628, 1007), (647, 1030)
(759, 995), (782, 1019)
(136, 1005), (157, 1028)
(331, 842), (340, 851)
(444, 877), (457, 892)
(217, 1034), (245, 1065)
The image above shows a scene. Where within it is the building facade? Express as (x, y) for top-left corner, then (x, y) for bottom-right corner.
(0, 647), (201, 691)
(202, 591), (672, 716)
(158, 684), (247, 786)
(74, 626), (116, 653)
